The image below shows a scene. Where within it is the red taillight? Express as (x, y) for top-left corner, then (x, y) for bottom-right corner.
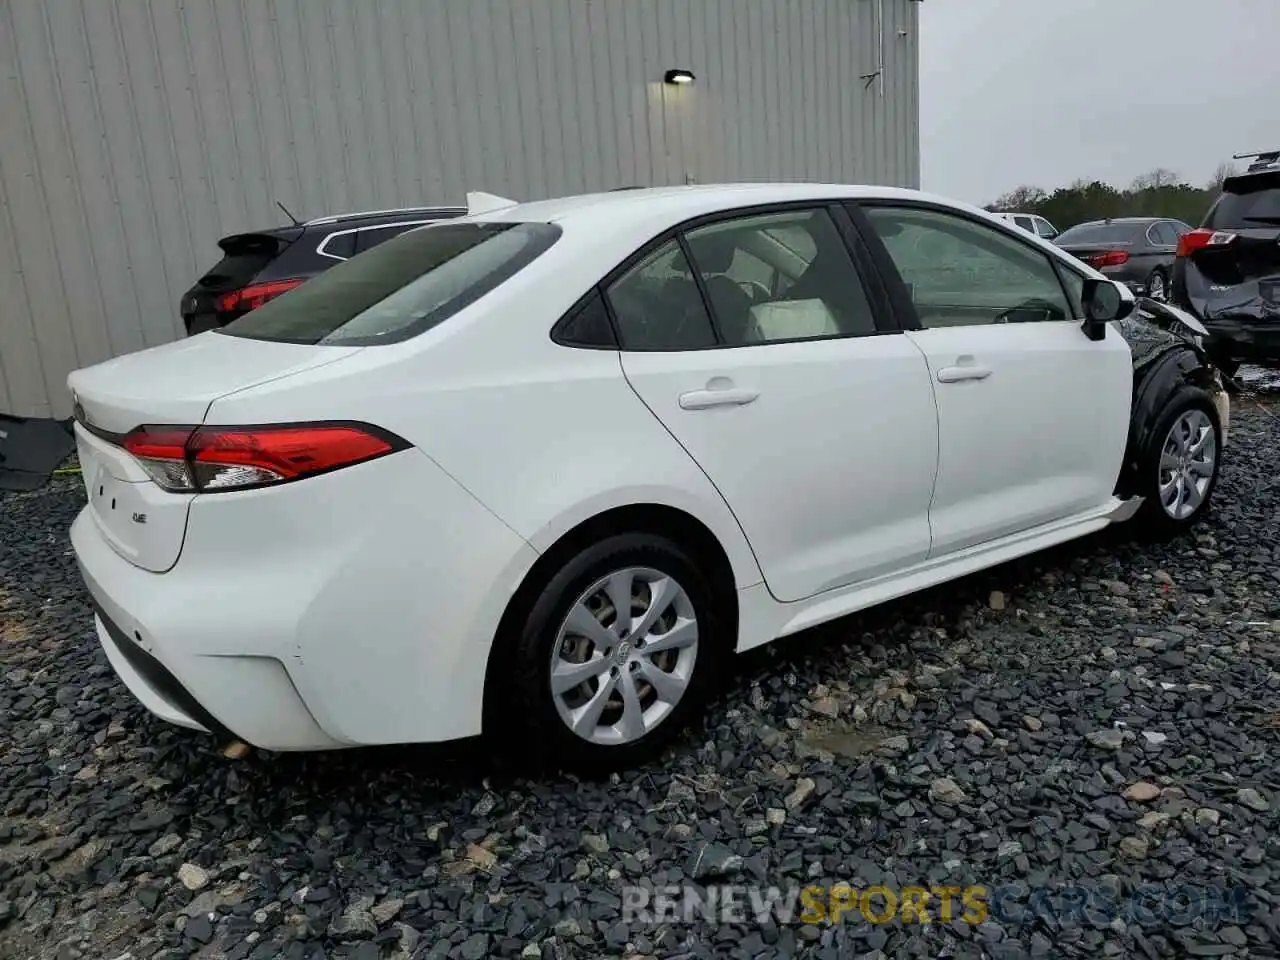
(1176, 229), (1237, 257)
(121, 423), (403, 492)
(215, 278), (304, 313)
(1090, 250), (1130, 268)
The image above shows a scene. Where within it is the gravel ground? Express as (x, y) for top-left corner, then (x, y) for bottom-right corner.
(1, 394), (1279, 960)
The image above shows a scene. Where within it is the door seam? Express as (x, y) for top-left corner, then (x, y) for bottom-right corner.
(614, 352), (769, 594)
(903, 330), (941, 560)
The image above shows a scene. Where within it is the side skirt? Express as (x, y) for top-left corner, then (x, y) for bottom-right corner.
(736, 497), (1141, 651)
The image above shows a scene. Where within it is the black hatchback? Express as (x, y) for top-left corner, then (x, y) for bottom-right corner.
(180, 206), (465, 335)
(1172, 152), (1280, 376)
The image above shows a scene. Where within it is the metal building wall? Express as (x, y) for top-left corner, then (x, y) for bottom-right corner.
(0, 0), (919, 419)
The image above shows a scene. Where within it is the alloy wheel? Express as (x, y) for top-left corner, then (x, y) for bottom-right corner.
(1148, 272), (1167, 302)
(1158, 408), (1216, 520)
(549, 566), (699, 745)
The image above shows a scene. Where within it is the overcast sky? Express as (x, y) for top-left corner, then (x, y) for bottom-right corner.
(919, 0), (1280, 205)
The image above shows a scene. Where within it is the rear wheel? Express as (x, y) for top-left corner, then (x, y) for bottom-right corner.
(1136, 388), (1221, 535)
(494, 532), (727, 773)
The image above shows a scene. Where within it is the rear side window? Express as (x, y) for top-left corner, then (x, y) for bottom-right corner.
(319, 231), (357, 259)
(1206, 173), (1280, 227)
(605, 241), (718, 350)
(221, 222), (561, 346)
(356, 223), (416, 254)
(684, 208), (877, 343)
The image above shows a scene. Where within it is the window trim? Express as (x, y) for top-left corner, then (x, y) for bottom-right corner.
(315, 218), (451, 261)
(847, 198), (1083, 331)
(553, 200), (901, 354)
(550, 288), (619, 350)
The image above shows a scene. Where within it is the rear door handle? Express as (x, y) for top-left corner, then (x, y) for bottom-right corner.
(678, 387), (760, 410)
(936, 365), (992, 383)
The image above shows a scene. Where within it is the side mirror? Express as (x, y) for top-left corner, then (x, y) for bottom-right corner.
(1081, 278), (1134, 341)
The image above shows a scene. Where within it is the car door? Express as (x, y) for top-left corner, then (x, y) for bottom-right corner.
(612, 204), (940, 603)
(854, 202), (1132, 557)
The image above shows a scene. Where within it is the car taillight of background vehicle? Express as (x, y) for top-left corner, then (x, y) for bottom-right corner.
(120, 423), (406, 492)
(215, 278), (304, 314)
(1175, 229), (1238, 258)
(1089, 250), (1129, 268)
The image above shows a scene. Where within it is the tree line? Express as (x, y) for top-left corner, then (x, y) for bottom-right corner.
(985, 163), (1239, 231)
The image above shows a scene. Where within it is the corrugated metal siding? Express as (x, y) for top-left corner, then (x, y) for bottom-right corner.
(0, 0), (919, 418)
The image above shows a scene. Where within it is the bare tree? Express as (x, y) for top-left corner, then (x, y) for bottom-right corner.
(1130, 168), (1181, 191)
(989, 185), (1047, 211)
(1208, 161), (1238, 189)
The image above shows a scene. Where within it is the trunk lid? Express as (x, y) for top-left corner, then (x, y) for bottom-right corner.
(69, 333), (361, 572)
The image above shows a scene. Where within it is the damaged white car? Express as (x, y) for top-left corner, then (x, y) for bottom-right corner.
(66, 184), (1229, 770)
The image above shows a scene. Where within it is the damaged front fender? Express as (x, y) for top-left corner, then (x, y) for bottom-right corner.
(1114, 299), (1228, 497)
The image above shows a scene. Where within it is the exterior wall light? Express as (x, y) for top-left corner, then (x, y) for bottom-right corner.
(663, 69), (695, 85)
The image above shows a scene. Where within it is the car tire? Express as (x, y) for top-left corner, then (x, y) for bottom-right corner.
(494, 532), (728, 774)
(1135, 387), (1221, 536)
(1146, 268), (1168, 302)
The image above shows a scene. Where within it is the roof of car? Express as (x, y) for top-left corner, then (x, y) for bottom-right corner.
(467, 182), (976, 230)
(304, 206), (467, 227)
(1069, 217), (1162, 228)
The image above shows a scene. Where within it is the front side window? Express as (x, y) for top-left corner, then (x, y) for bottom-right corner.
(684, 208), (876, 344)
(605, 240), (717, 350)
(864, 206), (1072, 328)
(1034, 217), (1058, 239)
(222, 221), (560, 345)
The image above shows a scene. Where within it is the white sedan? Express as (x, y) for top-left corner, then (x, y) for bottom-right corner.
(68, 183), (1228, 770)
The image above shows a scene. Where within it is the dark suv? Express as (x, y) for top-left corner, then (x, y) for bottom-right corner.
(180, 206), (466, 334)
(1172, 151), (1280, 376)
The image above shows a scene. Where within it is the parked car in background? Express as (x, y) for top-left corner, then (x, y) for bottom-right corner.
(68, 183), (1227, 771)
(992, 211), (1060, 240)
(1172, 150), (1280, 378)
(180, 206), (466, 334)
(1054, 217), (1191, 302)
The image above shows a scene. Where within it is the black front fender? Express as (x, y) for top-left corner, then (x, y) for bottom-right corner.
(1119, 346), (1218, 498)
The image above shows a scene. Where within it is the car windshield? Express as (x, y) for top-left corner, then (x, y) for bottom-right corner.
(220, 221), (561, 345)
(1207, 173), (1280, 227)
(1055, 223), (1139, 245)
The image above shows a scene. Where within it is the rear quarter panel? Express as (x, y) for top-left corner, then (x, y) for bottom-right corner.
(202, 228), (766, 593)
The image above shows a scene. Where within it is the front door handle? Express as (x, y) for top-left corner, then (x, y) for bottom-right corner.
(678, 387), (760, 410)
(936, 365), (992, 383)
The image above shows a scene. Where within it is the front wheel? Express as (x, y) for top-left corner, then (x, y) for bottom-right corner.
(494, 532), (728, 773)
(1136, 388), (1221, 535)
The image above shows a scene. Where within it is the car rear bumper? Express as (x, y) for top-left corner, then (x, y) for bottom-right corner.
(70, 448), (539, 751)
(74, 510), (344, 750)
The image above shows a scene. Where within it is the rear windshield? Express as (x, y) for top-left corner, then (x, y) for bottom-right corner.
(198, 232), (297, 290)
(1055, 223), (1139, 245)
(220, 221), (561, 345)
(1207, 173), (1280, 227)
